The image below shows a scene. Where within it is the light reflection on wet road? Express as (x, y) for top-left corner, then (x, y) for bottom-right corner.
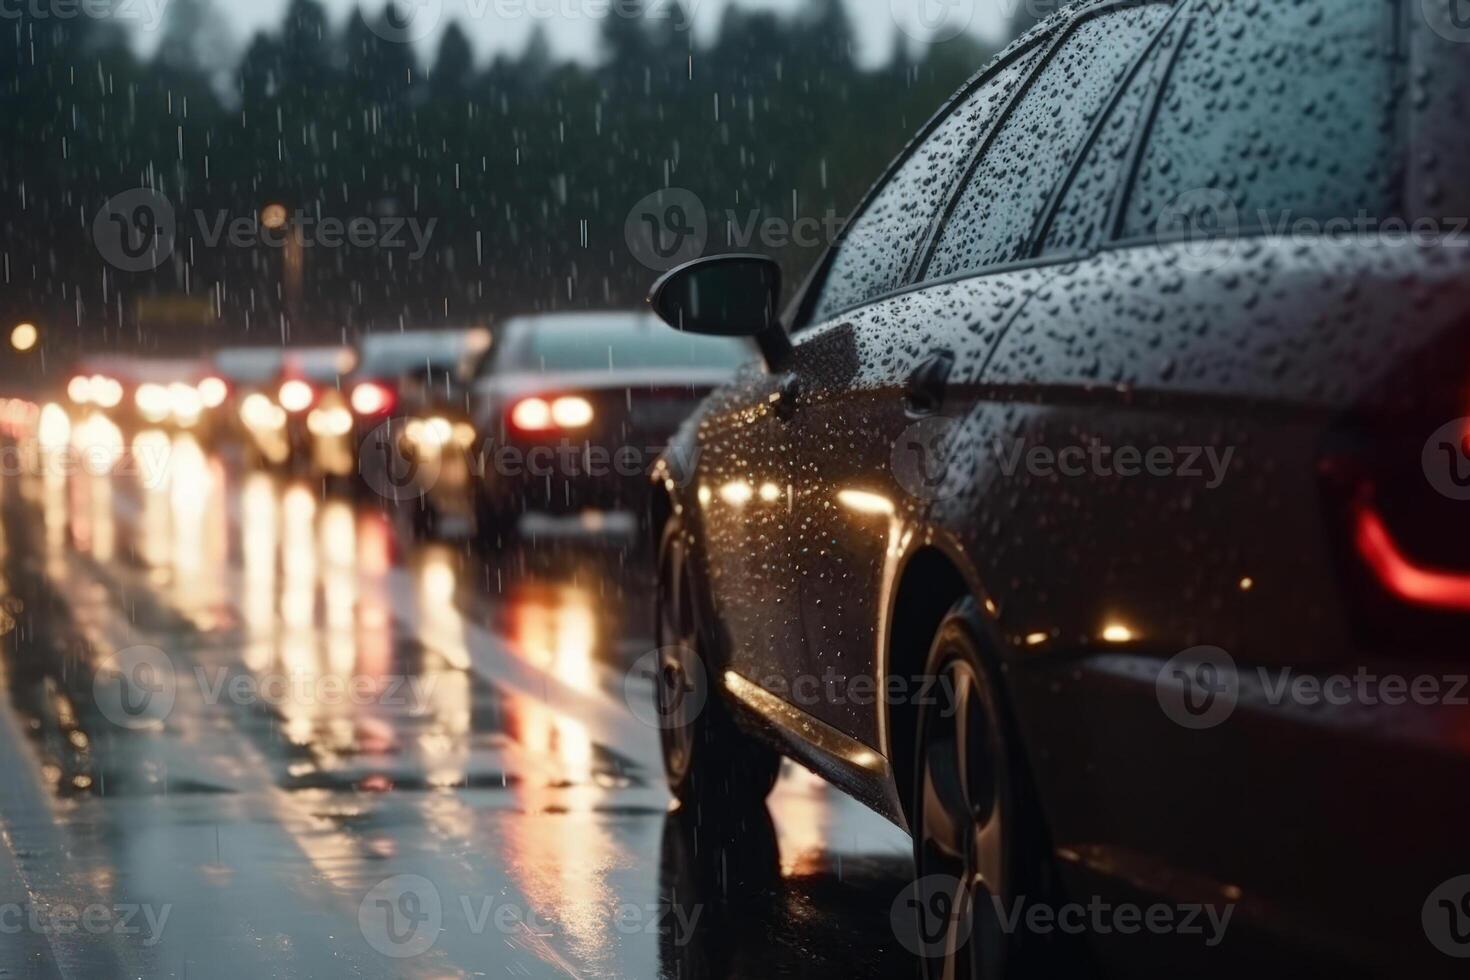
(0, 431), (914, 980)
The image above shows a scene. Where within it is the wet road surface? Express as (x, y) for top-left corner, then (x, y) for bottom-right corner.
(0, 432), (916, 980)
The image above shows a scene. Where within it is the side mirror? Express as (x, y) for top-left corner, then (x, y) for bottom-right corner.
(648, 254), (791, 369)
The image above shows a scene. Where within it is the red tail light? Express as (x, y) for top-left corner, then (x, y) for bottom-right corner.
(1322, 317), (1470, 626)
(1354, 500), (1470, 612)
(351, 381), (394, 416)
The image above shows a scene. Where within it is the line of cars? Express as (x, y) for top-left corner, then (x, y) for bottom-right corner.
(44, 315), (752, 548)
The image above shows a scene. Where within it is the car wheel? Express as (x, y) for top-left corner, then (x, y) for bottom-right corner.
(912, 598), (1057, 980)
(656, 515), (780, 810)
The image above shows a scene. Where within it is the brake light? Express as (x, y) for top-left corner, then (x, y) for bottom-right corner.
(510, 395), (595, 432)
(511, 397), (554, 432)
(351, 381), (393, 416)
(1354, 500), (1470, 612)
(92, 376), (123, 409)
(278, 379), (315, 413)
(197, 376), (228, 408)
(551, 395), (594, 428)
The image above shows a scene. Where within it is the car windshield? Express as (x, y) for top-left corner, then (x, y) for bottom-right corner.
(513, 318), (751, 373)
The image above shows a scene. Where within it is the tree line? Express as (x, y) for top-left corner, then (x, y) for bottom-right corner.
(0, 0), (1009, 381)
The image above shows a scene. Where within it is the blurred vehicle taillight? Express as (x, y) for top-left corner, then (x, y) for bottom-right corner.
(197, 376), (228, 409)
(1353, 499), (1470, 612)
(66, 374), (124, 410)
(1320, 322), (1470, 639)
(240, 393), (286, 432)
(278, 379), (315, 414)
(350, 381), (394, 416)
(135, 383), (171, 424)
(510, 395), (594, 433)
(93, 377), (123, 409)
(307, 405), (353, 437)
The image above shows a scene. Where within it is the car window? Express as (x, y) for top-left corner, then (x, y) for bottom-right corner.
(1038, 14), (1181, 256)
(807, 43), (1044, 324)
(924, 3), (1171, 281)
(1120, 0), (1401, 240)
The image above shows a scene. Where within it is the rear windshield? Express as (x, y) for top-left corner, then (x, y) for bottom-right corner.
(214, 348), (284, 383)
(358, 333), (482, 376)
(285, 349), (354, 380)
(513, 322), (751, 372)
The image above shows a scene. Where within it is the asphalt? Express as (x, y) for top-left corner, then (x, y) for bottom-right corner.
(0, 432), (916, 980)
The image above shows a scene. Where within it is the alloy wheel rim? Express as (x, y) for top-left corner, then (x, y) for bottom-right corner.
(918, 657), (1008, 980)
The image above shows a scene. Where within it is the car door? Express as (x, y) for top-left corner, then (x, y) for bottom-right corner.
(689, 361), (806, 694)
(787, 0), (1176, 747)
(704, 32), (1051, 705)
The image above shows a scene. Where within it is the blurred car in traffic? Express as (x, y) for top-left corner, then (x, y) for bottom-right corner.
(312, 328), (489, 485)
(423, 312), (750, 547)
(389, 349), (486, 538)
(237, 346), (355, 471)
(65, 357), (227, 437)
(642, 2), (1470, 978)
(210, 346), (284, 449)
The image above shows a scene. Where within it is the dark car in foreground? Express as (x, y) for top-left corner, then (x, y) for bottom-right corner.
(452, 312), (750, 547)
(644, 2), (1470, 977)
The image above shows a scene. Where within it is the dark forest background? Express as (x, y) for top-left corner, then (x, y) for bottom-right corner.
(0, 0), (1036, 385)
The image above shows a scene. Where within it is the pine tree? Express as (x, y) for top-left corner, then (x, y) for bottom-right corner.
(431, 22), (475, 96)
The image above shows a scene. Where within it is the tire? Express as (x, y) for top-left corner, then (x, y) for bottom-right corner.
(911, 598), (1067, 980)
(655, 515), (780, 810)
